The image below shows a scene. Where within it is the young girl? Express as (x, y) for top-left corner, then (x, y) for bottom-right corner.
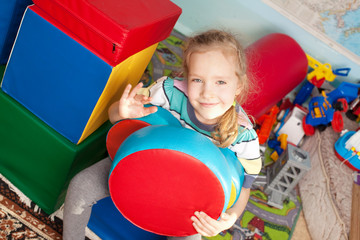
(62, 29), (261, 240)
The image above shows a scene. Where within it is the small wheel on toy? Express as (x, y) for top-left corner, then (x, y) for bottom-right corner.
(317, 124), (327, 132)
(333, 98), (348, 112)
(346, 110), (358, 121)
(302, 116), (315, 136)
(331, 111), (343, 132)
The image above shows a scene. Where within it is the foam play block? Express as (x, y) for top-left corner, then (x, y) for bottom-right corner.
(88, 197), (166, 240)
(109, 124), (245, 236)
(0, 89), (112, 214)
(1, 6), (157, 144)
(106, 109), (245, 236)
(0, 0), (33, 64)
(32, 0), (182, 66)
(0, 65), (5, 83)
(241, 33), (308, 119)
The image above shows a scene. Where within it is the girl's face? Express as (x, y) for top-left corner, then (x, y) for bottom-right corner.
(187, 49), (241, 125)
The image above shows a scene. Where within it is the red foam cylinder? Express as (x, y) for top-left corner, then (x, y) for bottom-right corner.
(241, 33), (308, 119)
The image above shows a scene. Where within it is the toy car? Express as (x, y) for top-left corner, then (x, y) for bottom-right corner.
(302, 81), (360, 136)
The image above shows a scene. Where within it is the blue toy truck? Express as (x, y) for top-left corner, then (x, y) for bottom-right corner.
(302, 81), (360, 135)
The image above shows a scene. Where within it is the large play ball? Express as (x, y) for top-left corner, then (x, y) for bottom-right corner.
(108, 124), (242, 236)
(106, 106), (181, 160)
(220, 148), (244, 208)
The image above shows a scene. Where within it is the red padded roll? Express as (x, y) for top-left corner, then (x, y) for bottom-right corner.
(241, 33), (308, 119)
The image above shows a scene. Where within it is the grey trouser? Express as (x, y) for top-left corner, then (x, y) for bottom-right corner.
(62, 157), (201, 240)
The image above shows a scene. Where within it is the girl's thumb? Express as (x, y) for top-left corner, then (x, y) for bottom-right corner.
(221, 212), (228, 219)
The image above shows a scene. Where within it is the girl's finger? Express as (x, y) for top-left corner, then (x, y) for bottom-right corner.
(142, 106), (157, 116)
(196, 212), (217, 232)
(192, 217), (212, 237)
(141, 96), (153, 104)
(128, 82), (143, 99)
(120, 84), (132, 102)
(192, 221), (209, 237)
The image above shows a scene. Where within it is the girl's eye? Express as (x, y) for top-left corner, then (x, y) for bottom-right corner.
(192, 78), (202, 83)
(217, 80), (226, 85)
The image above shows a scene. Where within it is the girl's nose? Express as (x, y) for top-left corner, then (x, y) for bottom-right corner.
(201, 83), (214, 98)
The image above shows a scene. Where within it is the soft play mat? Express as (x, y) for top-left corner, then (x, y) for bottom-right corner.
(202, 188), (302, 240)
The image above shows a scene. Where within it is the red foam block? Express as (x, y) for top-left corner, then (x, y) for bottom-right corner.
(33, 0), (182, 66)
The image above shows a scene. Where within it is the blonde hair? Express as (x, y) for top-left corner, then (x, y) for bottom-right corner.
(182, 29), (251, 148)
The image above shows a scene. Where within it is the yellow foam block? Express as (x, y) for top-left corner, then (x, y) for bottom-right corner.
(78, 43), (158, 144)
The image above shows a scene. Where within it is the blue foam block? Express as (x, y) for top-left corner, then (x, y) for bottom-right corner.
(1, 7), (113, 143)
(88, 197), (166, 240)
(0, 0), (32, 64)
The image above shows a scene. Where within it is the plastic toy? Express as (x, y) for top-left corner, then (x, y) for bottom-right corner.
(265, 144), (311, 209)
(346, 95), (360, 121)
(276, 105), (307, 146)
(293, 54), (350, 106)
(306, 54), (336, 87)
(334, 130), (360, 171)
(256, 105), (280, 145)
(302, 81), (360, 136)
(267, 134), (288, 161)
(106, 106), (245, 236)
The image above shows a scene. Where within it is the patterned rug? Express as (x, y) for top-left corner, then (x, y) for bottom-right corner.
(0, 177), (63, 240)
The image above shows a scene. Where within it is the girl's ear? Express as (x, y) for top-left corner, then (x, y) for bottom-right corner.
(235, 82), (242, 96)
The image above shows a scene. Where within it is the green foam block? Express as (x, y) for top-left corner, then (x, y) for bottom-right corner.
(0, 89), (112, 213)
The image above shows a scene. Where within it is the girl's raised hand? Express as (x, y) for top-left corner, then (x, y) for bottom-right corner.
(110, 82), (157, 123)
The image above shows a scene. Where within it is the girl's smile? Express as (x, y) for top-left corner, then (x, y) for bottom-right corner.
(200, 102), (219, 107)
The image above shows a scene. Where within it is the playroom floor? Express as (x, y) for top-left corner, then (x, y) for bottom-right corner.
(292, 210), (312, 240)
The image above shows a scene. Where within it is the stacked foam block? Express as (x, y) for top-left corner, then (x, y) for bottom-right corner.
(0, 0), (33, 65)
(0, 0), (181, 213)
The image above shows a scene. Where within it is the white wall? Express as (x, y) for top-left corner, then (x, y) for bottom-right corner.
(171, 0), (360, 84)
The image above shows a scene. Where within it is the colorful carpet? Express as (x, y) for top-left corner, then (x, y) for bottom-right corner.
(203, 188), (301, 240)
(140, 29), (185, 86)
(0, 177), (63, 240)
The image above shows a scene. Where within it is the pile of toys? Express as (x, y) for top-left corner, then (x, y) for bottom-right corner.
(254, 53), (360, 208)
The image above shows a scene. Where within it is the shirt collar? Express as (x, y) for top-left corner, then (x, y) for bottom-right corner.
(187, 101), (216, 132)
